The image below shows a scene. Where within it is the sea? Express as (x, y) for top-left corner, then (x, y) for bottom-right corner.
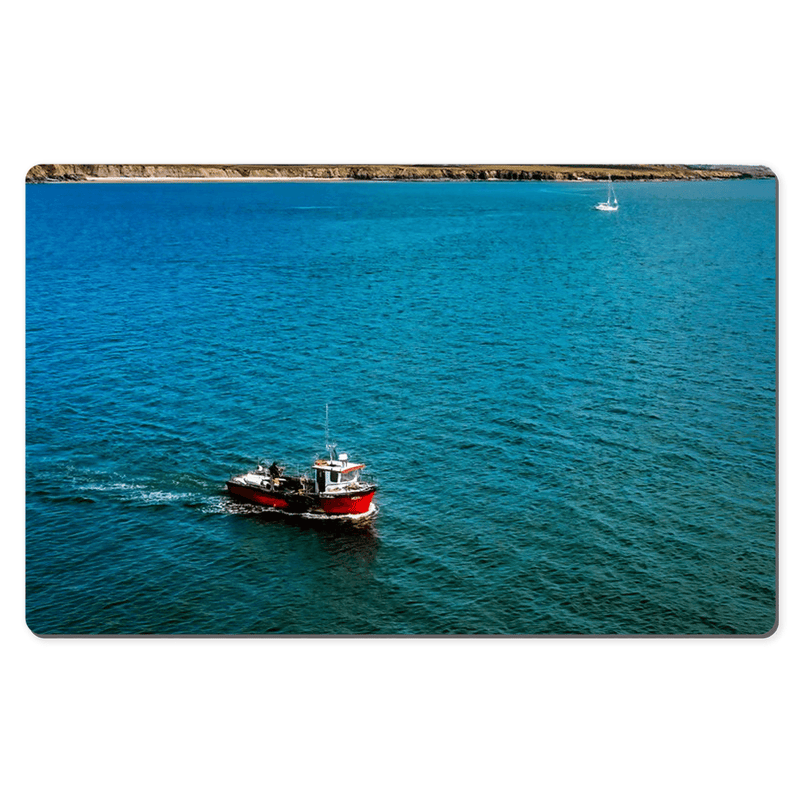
(25, 178), (776, 635)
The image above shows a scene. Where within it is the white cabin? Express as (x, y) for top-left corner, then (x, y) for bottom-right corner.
(314, 452), (366, 493)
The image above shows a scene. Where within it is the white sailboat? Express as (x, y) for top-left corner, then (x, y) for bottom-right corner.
(595, 176), (619, 212)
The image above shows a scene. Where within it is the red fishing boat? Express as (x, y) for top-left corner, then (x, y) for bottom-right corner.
(226, 443), (377, 519)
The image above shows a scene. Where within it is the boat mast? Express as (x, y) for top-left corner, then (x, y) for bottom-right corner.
(325, 403), (337, 461)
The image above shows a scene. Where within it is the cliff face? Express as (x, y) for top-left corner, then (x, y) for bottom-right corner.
(25, 163), (775, 183)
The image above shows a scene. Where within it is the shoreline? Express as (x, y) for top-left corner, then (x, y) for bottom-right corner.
(26, 164), (776, 184)
(43, 178), (770, 185)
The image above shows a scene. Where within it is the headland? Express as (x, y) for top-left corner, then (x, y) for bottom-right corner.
(25, 164), (775, 183)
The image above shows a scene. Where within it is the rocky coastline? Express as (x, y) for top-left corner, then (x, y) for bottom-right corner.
(25, 163), (775, 183)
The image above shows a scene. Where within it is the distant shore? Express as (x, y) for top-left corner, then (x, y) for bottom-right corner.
(25, 164), (776, 184)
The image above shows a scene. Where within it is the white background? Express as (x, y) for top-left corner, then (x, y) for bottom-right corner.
(3, 2), (795, 798)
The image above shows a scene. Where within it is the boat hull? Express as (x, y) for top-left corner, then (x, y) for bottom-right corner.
(226, 480), (309, 512)
(319, 490), (376, 515)
(226, 480), (376, 517)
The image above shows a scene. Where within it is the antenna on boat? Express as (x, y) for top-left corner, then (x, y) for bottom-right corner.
(325, 404), (337, 461)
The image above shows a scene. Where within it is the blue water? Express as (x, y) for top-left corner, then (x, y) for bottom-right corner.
(25, 179), (776, 635)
